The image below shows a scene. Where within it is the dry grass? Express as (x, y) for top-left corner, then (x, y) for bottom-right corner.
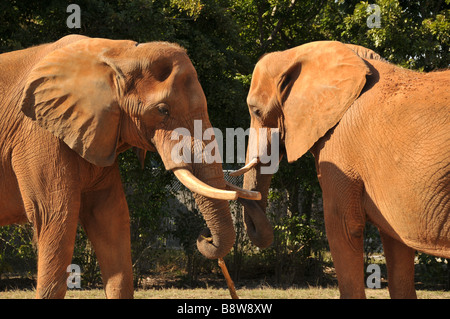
(1, 287), (449, 299)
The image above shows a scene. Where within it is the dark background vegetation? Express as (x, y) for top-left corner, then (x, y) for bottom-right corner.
(0, 0), (449, 292)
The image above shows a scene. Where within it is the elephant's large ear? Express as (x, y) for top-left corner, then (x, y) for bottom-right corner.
(277, 41), (369, 162)
(21, 38), (130, 167)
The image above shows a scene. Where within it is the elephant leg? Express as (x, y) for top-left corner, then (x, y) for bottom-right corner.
(79, 166), (133, 299)
(32, 202), (80, 299)
(18, 191), (80, 298)
(380, 232), (417, 298)
(13, 147), (81, 298)
(22, 193), (80, 298)
(322, 191), (366, 298)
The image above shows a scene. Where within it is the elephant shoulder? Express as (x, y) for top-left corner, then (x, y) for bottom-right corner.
(52, 34), (89, 50)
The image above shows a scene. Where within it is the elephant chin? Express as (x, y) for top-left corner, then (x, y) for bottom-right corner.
(238, 198), (273, 248)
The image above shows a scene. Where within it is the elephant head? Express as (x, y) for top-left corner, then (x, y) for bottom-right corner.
(232, 41), (370, 248)
(20, 36), (259, 259)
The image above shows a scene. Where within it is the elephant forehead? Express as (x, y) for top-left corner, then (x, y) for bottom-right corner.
(247, 68), (275, 107)
(134, 57), (200, 96)
(259, 49), (296, 77)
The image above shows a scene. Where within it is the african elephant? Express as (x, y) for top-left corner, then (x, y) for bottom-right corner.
(0, 35), (258, 298)
(233, 41), (449, 298)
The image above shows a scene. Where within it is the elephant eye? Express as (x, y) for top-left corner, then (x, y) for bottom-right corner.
(158, 104), (170, 117)
(251, 107), (262, 118)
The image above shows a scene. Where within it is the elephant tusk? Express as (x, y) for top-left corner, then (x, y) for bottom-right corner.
(173, 168), (238, 200)
(225, 181), (261, 200)
(229, 158), (259, 176)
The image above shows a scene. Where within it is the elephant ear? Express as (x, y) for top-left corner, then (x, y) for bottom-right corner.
(21, 38), (128, 167)
(277, 41), (369, 162)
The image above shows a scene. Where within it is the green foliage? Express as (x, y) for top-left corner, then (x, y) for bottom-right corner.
(118, 150), (175, 283)
(274, 214), (321, 254)
(416, 254), (449, 290)
(170, 196), (210, 283)
(341, 0), (450, 70)
(170, 0), (204, 19)
(0, 225), (36, 277)
(71, 227), (101, 287)
(265, 167), (326, 286)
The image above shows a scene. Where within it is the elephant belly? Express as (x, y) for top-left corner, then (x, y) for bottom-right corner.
(364, 186), (450, 258)
(0, 198), (26, 226)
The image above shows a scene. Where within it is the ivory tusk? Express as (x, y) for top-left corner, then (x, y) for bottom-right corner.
(173, 168), (238, 200)
(225, 181), (262, 200)
(229, 158), (259, 176)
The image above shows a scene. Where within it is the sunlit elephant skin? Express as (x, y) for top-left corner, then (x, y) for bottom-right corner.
(0, 35), (256, 298)
(235, 41), (449, 299)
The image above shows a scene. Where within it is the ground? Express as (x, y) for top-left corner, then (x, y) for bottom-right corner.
(2, 286), (450, 299)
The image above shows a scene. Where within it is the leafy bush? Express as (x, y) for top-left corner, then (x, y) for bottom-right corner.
(416, 254), (449, 290)
(0, 224), (36, 278)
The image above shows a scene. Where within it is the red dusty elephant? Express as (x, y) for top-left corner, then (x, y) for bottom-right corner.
(0, 35), (259, 298)
(234, 41), (449, 299)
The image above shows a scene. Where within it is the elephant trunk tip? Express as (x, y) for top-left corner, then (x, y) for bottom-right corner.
(245, 215), (274, 248)
(238, 198), (274, 249)
(196, 228), (235, 260)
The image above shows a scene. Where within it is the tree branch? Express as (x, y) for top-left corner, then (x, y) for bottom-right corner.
(261, 0), (297, 52)
(256, 1), (265, 46)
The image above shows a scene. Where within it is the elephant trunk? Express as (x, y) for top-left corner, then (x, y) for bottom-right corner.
(239, 164), (274, 248)
(192, 165), (235, 259)
(166, 131), (237, 259)
(153, 113), (259, 259)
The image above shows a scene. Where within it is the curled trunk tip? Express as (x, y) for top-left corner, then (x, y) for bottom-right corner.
(197, 227), (235, 259)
